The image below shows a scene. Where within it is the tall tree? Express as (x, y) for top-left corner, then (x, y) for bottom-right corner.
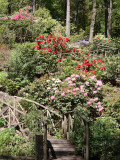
(74, 0), (79, 25)
(32, 0), (36, 12)
(89, 0), (97, 41)
(8, 0), (11, 15)
(104, 0), (108, 37)
(66, 0), (70, 37)
(107, 0), (113, 37)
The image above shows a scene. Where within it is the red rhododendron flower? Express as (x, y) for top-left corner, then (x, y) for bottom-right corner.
(37, 42), (40, 45)
(61, 43), (65, 47)
(53, 51), (56, 54)
(73, 48), (75, 52)
(47, 40), (50, 43)
(77, 65), (81, 68)
(75, 67), (80, 70)
(66, 38), (70, 42)
(97, 60), (103, 63)
(43, 47), (46, 50)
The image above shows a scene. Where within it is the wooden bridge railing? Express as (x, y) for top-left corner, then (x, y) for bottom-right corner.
(0, 92), (90, 160)
(62, 110), (90, 160)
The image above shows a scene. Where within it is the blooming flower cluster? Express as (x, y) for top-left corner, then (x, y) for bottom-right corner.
(45, 74), (104, 115)
(11, 6), (37, 20)
(34, 35), (71, 62)
(75, 55), (105, 75)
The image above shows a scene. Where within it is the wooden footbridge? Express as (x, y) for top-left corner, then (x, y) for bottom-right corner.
(0, 92), (89, 160)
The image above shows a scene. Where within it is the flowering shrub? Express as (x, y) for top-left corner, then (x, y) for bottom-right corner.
(34, 35), (72, 63)
(90, 34), (117, 55)
(0, 7), (64, 45)
(74, 53), (106, 79)
(18, 74), (104, 119)
(11, 6), (37, 20)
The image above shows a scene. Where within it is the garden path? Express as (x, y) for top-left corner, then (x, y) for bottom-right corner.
(48, 138), (84, 160)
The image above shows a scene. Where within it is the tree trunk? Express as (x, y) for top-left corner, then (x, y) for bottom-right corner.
(89, 0), (97, 41)
(74, 0), (78, 25)
(8, 0), (11, 15)
(104, 0), (108, 37)
(107, 0), (113, 38)
(66, 0), (70, 37)
(33, 0), (36, 12)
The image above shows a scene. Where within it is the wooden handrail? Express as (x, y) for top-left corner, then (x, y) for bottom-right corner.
(63, 110), (90, 123)
(75, 111), (90, 123)
(14, 96), (62, 118)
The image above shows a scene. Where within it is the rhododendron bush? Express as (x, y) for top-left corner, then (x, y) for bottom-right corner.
(18, 73), (104, 119)
(0, 6), (64, 45)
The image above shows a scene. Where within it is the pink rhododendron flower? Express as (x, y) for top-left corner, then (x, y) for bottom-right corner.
(98, 105), (104, 113)
(85, 81), (89, 85)
(72, 92), (76, 95)
(82, 75), (86, 78)
(97, 87), (101, 91)
(68, 81), (72, 84)
(73, 88), (76, 92)
(96, 80), (103, 86)
(87, 102), (91, 105)
(97, 102), (101, 105)
(90, 98), (94, 102)
(94, 97), (98, 101)
(80, 85), (84, 89)
(72, 78), (76, 81)
(76, 75), (80, 78)
(55, 90), (59, 94)
(71, 74), (75, 77)
(81, 90), (84, 93)
(67, 90), (72, 93)
(65, 77), (71, 81)
(90, 75), (96, 80)
(84, 93), (87, 96)
(51, 96), (55, 100)
(69, 83), (74, 86)
(61, 93), (65, 97)
(75, 88), (80, 91)
(93, 90), (97, 94)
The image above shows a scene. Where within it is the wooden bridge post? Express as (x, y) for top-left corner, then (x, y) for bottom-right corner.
(86, 122), (89, 160)
(13, 96), (16, 123)
(43, 121), (47, 160)
(35, 135), (43, 160)
(8, 107), (11, 128)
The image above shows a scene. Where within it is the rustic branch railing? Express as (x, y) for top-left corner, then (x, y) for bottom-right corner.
(62, 110), (90, 160)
